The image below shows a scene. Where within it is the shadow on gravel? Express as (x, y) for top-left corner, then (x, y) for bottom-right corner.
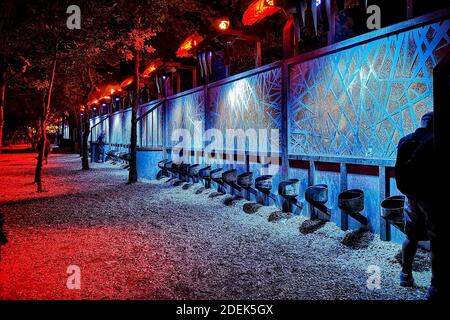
(242, 202), (262, 214)
(299, 219), (326, 234)
(342, 229), (374, 249)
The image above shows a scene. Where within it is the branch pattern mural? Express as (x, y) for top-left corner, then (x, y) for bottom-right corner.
(289, 20), (450, 159)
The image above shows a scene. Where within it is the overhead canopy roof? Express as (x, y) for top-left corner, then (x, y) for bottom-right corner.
(242, 0), (281, 26)
(176, 32), (204, 58)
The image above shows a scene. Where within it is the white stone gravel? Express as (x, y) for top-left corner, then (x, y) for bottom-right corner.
(0, 152), (431, 299)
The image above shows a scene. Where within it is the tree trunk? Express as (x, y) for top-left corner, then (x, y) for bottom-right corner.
(81, 109), (90, 170)
(69, 108), (79, 153)
(0, 55), (5, 152)
(76, 111), (82, 154)
(34, 55), (57, 192)
(80, 66), (96, 169)
(128, 50), (140, 184)
(0, 81), (5, 152)
(35, 125), (45, 192)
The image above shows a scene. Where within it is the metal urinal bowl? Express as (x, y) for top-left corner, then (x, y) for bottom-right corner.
(278, 179), (300, 198)
(188, 164), (200, 177)
(164, 161), (173, 171)
(158, 159), (170, 169)
(305, 184), (328, 204)
(338, 189), (364, 212)
(237, 172), (253, 189)
(179, 163), (191, 176)
(381, 195), (405, 224)
(255, 175), (273, 193)
(171, 162), (180, 173)
(210, 168), (224, 182)
(222, 169), (238, 185)
(199, 166), (212, 180)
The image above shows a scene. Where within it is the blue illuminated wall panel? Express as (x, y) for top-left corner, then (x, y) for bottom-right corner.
(289, 20), (450, 159)
(166, 90), (205, 149)
(123, 109), (131, 145)
(110, 111), (124, 144)
(207, 68), (283, 193)
(139, 104), (162, 148)
(89, 116), (108, 143)
(209, 68), (282, 153)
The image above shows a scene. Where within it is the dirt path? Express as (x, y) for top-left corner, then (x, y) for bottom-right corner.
(0, 151), (430, 299)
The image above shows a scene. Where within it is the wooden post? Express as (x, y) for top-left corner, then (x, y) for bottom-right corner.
(340, 163), (348, 231)
(280, 62), (289, 181)
(406, 0), (414, 19)
(255, 40), (262, 67)
(327, 0), (336, 45)
(283, 17), (296, 59)
(433, 50), (450, 261)
(308, 160), (317, 219)
(192, 67), (197, 88)
(379, 166), (391, 241)
(162, 98), (168, 160)
(204, 85), (210, 165)
(176, 73), (181, 94)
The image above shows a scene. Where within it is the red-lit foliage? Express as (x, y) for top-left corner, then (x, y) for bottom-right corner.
(242, 0), (281, 26)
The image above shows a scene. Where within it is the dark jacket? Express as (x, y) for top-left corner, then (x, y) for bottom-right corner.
(395, 127), (434, 199)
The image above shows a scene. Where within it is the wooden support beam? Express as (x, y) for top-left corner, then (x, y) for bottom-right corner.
(379, 166), (391, 241)
(192, 67), (197, 88)
(340, 162), (348, 231)
(162, 99), (167, 159)
(406, 0), (414, 19)
(308, 160), (317, 219)
(327, 0), (336, 45)
(255, 40), (262, 67)
(280, 63), (289, 181)
(283, 16), (296, 59)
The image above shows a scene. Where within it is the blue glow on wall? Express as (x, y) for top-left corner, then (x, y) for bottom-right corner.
(288, 20), (450, 159)
(166, 90), (205, 149)
(209, 67), (282, 152)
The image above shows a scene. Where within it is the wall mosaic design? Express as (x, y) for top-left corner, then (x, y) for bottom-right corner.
(139, 103), (163, 148)
(166, 90), (205, 149)
(289, 20), (450, 159)
(110, 112), (123, 144)
(209, 68), (282, 152)
(90, 116), (109, 143)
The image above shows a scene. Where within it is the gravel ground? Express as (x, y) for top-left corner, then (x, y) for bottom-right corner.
(0, 150), (431, 300)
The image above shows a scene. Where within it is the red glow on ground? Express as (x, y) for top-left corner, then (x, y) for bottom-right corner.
(0, 148), (174, 299)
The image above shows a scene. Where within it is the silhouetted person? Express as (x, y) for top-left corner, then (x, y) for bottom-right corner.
(97, 132), (105, 163)
(395, 111), (440, 300)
